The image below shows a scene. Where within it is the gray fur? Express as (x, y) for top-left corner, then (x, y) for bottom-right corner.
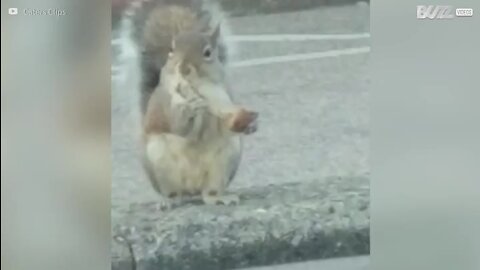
(123, 0), (231, 114)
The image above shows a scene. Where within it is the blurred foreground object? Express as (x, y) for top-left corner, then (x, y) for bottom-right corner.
(2, 0), (110, 269)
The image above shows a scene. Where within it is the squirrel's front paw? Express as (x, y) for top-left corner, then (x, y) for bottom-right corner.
(244, 117), (258, 134)
(229, 109), (258, 134)
(186, 96), (209, 114)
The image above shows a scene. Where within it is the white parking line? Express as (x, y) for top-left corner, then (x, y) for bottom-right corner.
(231, 47), (370, 68)
(227, 33), (370, 42)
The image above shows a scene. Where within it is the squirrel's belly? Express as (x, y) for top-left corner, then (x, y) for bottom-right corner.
(179, 136), (241, 193)
(146, 133), (241, 194)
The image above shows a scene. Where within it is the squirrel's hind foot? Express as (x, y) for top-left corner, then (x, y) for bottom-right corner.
(202, 191), (239, 206)
(155, 193), (184, 211)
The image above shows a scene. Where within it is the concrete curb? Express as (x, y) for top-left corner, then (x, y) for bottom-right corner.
(112, 177), (370, 270)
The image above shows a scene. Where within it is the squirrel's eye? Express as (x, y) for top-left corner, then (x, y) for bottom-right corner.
(203, 47), (212, 59)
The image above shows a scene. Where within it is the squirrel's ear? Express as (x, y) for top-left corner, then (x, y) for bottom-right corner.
(210, 23), (221, 46)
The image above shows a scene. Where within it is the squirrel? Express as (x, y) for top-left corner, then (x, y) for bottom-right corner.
(122, 0), (258, 209)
